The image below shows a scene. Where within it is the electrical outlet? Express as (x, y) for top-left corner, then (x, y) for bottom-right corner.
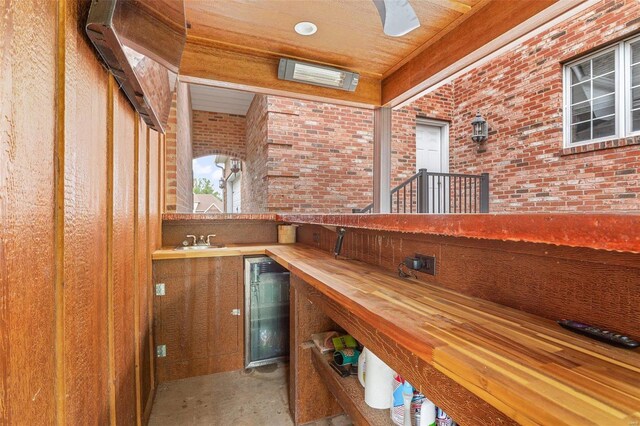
(415, 254), (436, 275)
(155, 283), (165, 296)
(156, 344), (166, 358)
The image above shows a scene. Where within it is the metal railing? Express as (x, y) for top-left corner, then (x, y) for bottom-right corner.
(353, 169), (489, 214)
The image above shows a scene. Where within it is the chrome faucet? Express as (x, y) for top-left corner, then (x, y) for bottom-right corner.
(183, 234), (217, 247)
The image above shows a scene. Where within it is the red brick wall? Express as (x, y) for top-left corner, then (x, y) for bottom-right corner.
(392, 87), (454, 187)
(165, 0), (640, 214)
(192, 110), (246, 159)
(392, 0), (640, 212)
(165, 82), (193, 212)
(242, 95), (269, 212)
(241, 96), (374, 213)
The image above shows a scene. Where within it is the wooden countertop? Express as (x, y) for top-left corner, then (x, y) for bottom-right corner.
(152, 243), (284, 260)
(265, 244), (640, 425)
(278, 213), (640, 253)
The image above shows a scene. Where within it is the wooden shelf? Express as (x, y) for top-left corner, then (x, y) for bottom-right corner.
(310, 346), (394, 426)
(268, 245), (640, 425)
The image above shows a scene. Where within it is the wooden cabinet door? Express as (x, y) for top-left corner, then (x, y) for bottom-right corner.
(153, 256), (244, 382)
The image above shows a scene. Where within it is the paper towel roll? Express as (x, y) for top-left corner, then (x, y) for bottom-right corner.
(358, 348), (367, 387)
(364, 349), (394, 409)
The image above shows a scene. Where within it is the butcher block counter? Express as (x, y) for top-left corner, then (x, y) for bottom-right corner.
(265, 245), (640, 426)
(152, 243), (284, 260)
(151, 241), (640, 424)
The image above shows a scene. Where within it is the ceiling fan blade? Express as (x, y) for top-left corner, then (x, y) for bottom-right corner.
(373, 0), (420, 37)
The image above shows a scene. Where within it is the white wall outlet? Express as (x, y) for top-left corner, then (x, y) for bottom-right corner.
(156, 344), (166, 357)
(155, 283), (165, 296)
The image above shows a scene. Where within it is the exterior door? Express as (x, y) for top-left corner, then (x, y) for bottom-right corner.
(416, 120), (449, 212)
(416, 121), (448, 173)
(226, 173), (242, 213)
(231, 174), (242, 213)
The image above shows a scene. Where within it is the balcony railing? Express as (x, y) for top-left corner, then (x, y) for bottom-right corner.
(353, 169), (489, 214)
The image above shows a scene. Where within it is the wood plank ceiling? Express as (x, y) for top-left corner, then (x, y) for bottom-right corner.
(178, 0), (582, 107)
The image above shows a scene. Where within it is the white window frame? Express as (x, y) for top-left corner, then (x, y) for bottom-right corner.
(563, 35), (640, 148)
(625, 35), (640, 137)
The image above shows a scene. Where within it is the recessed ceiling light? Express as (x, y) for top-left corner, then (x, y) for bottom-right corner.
(294, 22), (317, 36)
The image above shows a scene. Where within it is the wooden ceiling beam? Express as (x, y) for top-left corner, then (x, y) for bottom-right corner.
(179, 38), (381, 108)
(381, 0), (585, 107)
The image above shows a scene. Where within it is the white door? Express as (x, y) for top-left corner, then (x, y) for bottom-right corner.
(231, 174), (242, 213)
(416, 121), (449, 212)
(416, 122), (448, 173)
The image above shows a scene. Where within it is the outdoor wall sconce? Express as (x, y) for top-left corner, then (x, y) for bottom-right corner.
(230, 158), (241, 174)
(219, 177), (225, 189)
(471, 110), (488, 144)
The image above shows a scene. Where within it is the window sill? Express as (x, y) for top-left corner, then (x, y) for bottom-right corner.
(560, 136), (640, 156)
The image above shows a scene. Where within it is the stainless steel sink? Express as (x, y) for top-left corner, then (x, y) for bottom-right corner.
(174, 244), (225, 251)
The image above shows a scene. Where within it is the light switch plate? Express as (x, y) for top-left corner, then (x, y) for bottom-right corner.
(155, 283), (165, 296)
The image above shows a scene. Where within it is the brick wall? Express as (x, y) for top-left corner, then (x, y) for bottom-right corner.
(241, 95), (374, 213)
(392, 88), (454, 187)
(192, 110), (246, 159)
(164, 0), (640, 214)
(391, 0), (640, 212)
(242, 95), (269, 212)
(164, 82), (193, 212)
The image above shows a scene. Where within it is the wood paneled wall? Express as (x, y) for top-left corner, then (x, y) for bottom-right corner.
(153, 257), (244, 383)
(1, 0), (164, 423)
(297, 225), (640, 340)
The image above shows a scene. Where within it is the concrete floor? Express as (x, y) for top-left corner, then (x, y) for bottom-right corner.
(149, 363), (352, 426)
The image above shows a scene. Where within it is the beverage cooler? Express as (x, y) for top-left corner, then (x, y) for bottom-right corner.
(244, 256), (290, 368)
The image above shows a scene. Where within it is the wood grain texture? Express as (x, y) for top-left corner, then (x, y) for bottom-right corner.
(296, 225), (640, 340)
(138, 119), (152, 422)
(149, 129), (161, 253)
(2, 0), (161, 422)
(153, 257), (244, 382)
(180, 39), (381, 108)
(268, 245), (640, 425)
(152, 243), (284, 260)
(133, 116), (142, 426)
(112, 83), (138, 425)
(62, 0), (109, 422)
(298, 277), (514, 426)
(279, 213), (640, 253)
(184, 0), (486, 77)
(161, 219), (278, 247)
(289, 276), (342, 424)
(0, 0), (57, 423)
(148, 128), (161, 396)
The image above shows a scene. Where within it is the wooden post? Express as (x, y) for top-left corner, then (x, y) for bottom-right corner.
(373, 107), (391, 213)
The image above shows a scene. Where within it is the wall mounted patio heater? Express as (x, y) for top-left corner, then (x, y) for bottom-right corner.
(278, 59), (359, 92)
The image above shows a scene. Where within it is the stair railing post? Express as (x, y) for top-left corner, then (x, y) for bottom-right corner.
(480, 172), (490, 213)
(418, 168), (428, 213)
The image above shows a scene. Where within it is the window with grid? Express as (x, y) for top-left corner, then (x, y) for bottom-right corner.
(563, 36), (640, 147)
(630, 39), (640, 133)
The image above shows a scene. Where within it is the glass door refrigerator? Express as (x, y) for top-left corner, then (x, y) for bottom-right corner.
(244, 256), (290, 368)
